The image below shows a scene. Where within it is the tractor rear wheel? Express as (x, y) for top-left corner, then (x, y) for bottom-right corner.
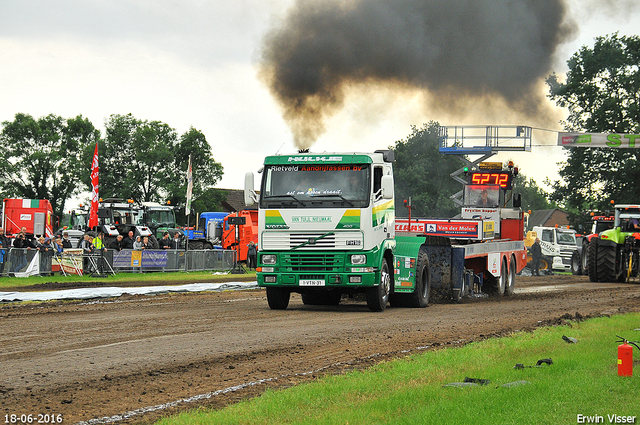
(596, 243), (618, 282)
(588, 239), (599, 282)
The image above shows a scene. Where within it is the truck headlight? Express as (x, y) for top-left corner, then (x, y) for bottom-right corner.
(262, 254), (277, 265)
(351, 254), (366, 265)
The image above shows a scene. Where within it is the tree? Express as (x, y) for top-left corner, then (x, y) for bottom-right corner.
(546, 33), (640, 223)
(391, 122), (463, 218)
(512, 173), (555, 212)
(169, 127), (224, 224)
(0, 113), (99, 220)
(97, 114), (178, 202)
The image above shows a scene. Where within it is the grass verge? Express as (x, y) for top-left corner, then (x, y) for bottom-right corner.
(157, 312), (640, 425)
(0, 270), (256, 290)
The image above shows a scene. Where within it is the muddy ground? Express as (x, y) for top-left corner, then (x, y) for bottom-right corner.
(1, 274), (639, 424)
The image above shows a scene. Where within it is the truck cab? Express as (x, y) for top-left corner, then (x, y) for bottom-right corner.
(245, 150), (395, 311)
(526, 226), (577, 272)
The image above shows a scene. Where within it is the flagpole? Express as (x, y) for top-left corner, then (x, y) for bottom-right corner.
(184, 155), (193, 272)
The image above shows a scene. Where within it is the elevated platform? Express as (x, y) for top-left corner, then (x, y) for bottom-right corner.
(439, 125), (532, 154)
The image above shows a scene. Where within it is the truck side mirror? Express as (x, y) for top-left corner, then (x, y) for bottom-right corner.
(381, 175), (394, 200)
(513, 193), (521, 208)
(244, 172), (255, 206)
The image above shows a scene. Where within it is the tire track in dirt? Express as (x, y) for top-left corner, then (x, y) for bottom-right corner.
(1, 275), (639, 424)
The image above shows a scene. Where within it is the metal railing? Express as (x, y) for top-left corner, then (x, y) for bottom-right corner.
(0, 248), (237, 277)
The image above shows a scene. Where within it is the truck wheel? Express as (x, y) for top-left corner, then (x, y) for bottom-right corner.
(402, 247), (431, 308)
(588, 238), (599, 282)
(366, 259), (390, 311)
(498, 257), (507, 295)
(266, 287), (290, 310)
(571, 250), (582, 275)
(505, 255), (516, 295)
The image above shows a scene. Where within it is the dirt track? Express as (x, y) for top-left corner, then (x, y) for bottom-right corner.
(1, 274), (639, 424)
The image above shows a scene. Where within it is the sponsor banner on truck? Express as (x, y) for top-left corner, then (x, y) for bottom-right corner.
(395, 219), (490, 240)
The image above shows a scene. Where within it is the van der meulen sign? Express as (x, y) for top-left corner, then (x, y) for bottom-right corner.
(559, 132), (640, 148)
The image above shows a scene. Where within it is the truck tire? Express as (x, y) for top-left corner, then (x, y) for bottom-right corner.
(366, 259), (391, 311)
(571, 250), (582, 275)
(484, 257), (507, 295)
(393, 247), (431, 308)
(498, 257), (507, 295)
(588, 238), (599, 282)
(505, 255), (516, 295)
(266, 287), (290, 310)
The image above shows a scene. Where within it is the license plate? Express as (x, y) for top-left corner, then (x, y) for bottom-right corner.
(299, 279), (325, 286)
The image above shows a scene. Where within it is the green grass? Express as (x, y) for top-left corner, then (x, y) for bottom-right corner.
(0, 270), (256, 290)
(158, 313), (640, 425)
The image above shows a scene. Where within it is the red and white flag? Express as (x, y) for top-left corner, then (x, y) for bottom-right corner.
(185, 154), (193, 216)
(88, 143), (99, 228)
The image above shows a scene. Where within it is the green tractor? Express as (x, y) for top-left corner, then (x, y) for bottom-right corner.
(588, 204), (640, 283)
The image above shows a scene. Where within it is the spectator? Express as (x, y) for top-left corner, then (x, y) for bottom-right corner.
(38, 237), (53, 276)
(170, 232), (181, 250)
(109, 235), (124, 251)
(122, 231), (135, 250)
(141, 236), (151, 250)
(92, 231), (107, 252)
(53, 237), (64, 255)
(159, 232), (171, 249)
(62, 231), (73, 249)
(247, 241), (257, 270)
(133, 235), (143, 250)
(530, 238), (542, 276)
(80, 234), (94, 274)
(0, 241), (5, 276)
(11, 232), (31, 273)
(0, 227), (9, 275)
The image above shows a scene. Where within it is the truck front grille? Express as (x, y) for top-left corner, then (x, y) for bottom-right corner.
(283, 253), (344, 272)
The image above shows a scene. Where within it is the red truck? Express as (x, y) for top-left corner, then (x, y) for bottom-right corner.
(2, 198), (55, 239)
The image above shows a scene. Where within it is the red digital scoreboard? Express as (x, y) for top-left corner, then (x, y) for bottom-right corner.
(468, 171), (513, 189)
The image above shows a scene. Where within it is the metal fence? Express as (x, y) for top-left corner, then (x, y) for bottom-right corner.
(0, 248), (237, 277)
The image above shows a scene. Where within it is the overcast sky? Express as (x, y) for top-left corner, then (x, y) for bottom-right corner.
(1, 0), (639, 206)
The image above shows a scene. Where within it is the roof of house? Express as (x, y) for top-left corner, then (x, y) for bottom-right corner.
(528, 208), (568, 229)
(218, 188), (257, 212)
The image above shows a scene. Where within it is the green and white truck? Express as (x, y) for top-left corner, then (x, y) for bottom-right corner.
(244, 150), (527, 311)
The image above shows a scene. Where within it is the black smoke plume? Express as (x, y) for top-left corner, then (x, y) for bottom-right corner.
(259, 0), (575, 148)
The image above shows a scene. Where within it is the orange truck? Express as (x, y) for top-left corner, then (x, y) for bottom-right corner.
(221, 210), (258, 262)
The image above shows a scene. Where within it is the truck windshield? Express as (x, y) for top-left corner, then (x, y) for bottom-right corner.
(146, 209), (176, 227)
(556, 231), (576, 245)
(260, 164), (371, 209)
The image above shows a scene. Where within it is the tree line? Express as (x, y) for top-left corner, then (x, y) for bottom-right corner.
(1, 33), (637, 230)
(0, 113), (223, 223)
